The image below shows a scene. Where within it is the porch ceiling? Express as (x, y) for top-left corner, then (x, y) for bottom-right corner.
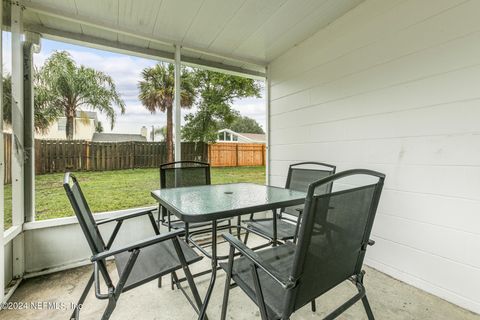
(20, 0), (364, 78)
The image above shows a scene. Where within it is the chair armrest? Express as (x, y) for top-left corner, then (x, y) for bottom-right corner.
(222, 233), (295, 289)
(91, 229), (185, 262)
(96, 208), (156, 225)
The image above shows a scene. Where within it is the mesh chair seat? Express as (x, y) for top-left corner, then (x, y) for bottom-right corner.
(115, 238), (202, 292)
(220, 243), (296, 320)
(246, 219), (298, 240)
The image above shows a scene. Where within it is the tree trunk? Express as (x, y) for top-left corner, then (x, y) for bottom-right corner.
(66, 113), (74, 140)
(166, 105), (174, 163)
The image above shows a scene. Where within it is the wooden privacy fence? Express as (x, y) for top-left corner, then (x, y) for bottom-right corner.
(34, 140), (208, 175)
(2, 133), (265, 184)
(208, 143), (266, 167)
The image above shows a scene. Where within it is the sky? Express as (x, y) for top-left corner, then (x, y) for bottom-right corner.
(2, 34), (265, 136)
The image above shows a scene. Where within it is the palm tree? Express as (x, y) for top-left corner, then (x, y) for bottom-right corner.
(3, 71), (63, 134)
(41, 51), (125, 139)
(154, 126), (167, 141)
(138, 63), (195, 162)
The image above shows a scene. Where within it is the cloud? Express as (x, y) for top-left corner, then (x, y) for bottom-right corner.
(232, 98), (266, 129)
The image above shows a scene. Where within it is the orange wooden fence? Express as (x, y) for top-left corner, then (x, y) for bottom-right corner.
(208, 143), (266, 167)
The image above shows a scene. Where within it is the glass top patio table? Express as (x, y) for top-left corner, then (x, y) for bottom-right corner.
(151, 182), (307, 223)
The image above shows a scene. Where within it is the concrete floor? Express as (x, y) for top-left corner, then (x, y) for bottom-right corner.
(1, 236), (478, 320)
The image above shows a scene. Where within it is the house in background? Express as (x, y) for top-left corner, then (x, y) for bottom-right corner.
(217, 128), (266, 144)
(92, 132), (147, 142)
(36, 110), (98, 140)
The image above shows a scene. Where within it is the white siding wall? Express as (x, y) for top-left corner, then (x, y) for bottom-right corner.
(36, 117), (96, 140)
(268, 0), (480, 314)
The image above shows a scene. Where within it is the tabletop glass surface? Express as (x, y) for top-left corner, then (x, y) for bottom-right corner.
(151, 183), (306, 221)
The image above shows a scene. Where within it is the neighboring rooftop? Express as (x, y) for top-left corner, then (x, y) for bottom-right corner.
(92, 133), (147, 142)
(75, 110), (98, 121)
(238, 133), (266, 143)
(217, 129), (266, 143)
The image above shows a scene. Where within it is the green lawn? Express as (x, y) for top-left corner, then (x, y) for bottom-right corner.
(3, 166), (265, 229)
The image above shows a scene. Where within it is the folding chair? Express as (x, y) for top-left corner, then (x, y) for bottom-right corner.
(221, 169), (385, 320)
(244, 162), (335, 244)
(159, 160), (232, 242)
(64, 172), (203, 320)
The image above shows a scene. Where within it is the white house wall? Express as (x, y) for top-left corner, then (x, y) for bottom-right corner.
(268, 0), (480, 314)
(36, 117), (96, 140)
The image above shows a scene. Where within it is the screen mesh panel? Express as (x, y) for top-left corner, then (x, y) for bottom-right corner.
(160, 162), (211, 220)
(160, 162), (210, 189)
(283, 168), (333, 216)
(163, 167), (209, 188)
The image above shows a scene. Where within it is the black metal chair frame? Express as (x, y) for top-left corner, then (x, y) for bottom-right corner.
(64, 173), (203, 320)
(221, 169), (385, 320)
(243, 162), (336, 245)
(159, 160), (233, 246)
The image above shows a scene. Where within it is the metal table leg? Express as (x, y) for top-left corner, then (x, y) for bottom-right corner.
(236, 216), (242, 240)
(272, 209), (278, 246)
(197, 220), (218, 320)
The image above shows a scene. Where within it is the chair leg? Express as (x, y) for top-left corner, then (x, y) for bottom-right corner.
(183, 261), (204, 315)
(243, 230), (250, 245)
(100, 293), (116, 320)
(356, 271), (374, 319)
(171, 272), (176, 290)
(70, 272), (94, 320)
(158, 276), (162, 288)
(311, 299), (316, 312)
(171, 237), (205, 318)
(362, 295), (375, 320)
(221, 246), (235, 320)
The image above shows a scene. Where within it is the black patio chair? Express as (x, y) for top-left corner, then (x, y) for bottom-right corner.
(159, 160), (212, 231)
(244, 162), (336, 244)
(64, 172), (203, 320)
(220, 169), (385, 320)
(159, 160), (232, 240)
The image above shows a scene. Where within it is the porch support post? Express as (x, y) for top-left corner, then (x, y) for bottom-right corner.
(174, 44), (181, 161)
(265, 67), (271, 185)
(11, 2), (25, 279)
(24, 32), (41, 223)
(0, 0), (5, 300)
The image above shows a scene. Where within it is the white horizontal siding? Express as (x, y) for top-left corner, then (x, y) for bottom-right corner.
(268, 0), (480, 314)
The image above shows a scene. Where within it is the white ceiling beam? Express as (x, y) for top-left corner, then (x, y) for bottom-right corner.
(26, 24), (176, 62)
(181, 56), (265, 80)
(23, 1), (267, 69)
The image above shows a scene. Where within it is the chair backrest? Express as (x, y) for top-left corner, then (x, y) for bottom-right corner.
(160, 160), (211, 189)
(282, 162), (336, 216)
(63, 172), (106, 255)
(286, 169), (385, 314)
